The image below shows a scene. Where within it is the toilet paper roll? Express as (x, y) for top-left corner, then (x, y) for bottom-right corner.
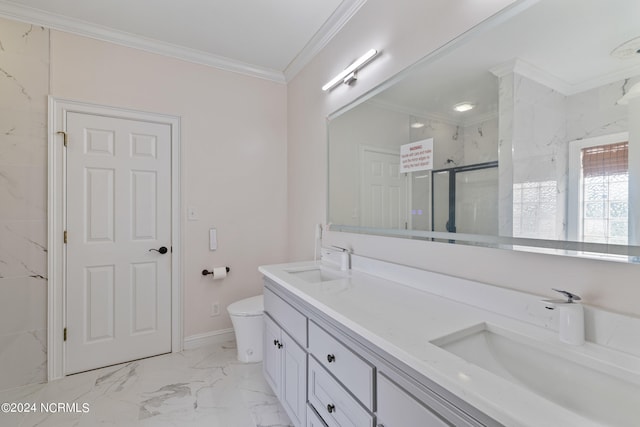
(211, 267), (227, 280)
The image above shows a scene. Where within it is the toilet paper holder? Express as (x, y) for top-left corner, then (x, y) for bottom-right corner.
(202, 267), (230, 276)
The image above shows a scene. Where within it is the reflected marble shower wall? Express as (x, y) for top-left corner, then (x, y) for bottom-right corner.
(409, 116), (498, 169)
(462, 117), (498, 165)
(567, 76), (640, 142)
(512, 74), (566, 240)
(0, 17), (50, 390)
(497, 69), (638, 241)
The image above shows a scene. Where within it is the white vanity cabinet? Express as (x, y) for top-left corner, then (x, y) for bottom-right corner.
(376, 373), (451, 427)
(308, 321), (374, 410)
(263, 289), (308, 427)
(308, 356), (373, 427)
(307, 404), (329, 427)
(263, 279), (498, 427)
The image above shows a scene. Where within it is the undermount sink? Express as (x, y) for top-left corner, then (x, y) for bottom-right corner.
(431, 323), (640, 426)
(285, 267), (344, 284)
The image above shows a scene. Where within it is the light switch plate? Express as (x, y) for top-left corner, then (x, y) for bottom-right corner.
(209, 228), (217, 250)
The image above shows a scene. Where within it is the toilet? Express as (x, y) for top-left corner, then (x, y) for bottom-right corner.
(227, 295), (264, 363)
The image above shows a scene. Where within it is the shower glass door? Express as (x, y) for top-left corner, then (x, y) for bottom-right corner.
(431, 162), (498, 235)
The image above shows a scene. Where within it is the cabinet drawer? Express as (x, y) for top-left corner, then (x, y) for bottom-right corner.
(308, 357), (373, 427)
(264, 287), (307, 346)
(307, 404), (328, 427)
(308, 321), (374, 409)
(377, 373), (451, 427)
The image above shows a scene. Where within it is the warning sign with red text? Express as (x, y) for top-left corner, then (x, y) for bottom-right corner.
(400, 138), (433, 173)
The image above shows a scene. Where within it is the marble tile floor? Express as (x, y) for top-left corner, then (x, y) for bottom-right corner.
(0, 341), (293, 427)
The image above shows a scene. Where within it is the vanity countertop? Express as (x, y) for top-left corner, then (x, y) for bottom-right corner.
(259, 258), (640, 427)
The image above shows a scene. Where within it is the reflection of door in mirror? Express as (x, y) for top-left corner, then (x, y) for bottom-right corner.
(568, 133), (629, 245)
(360, 146), (409, 229)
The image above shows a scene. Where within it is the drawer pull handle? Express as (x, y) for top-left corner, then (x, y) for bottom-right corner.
(327, 403), (335, 413)
(327, 354), (336, 363)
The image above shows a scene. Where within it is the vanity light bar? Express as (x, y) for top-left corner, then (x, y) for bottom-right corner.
(322, 49), (379, 91)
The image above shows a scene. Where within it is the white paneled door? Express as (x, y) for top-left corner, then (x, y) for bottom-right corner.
(65, 112), (172, 374)
(360, 147), (408, 229)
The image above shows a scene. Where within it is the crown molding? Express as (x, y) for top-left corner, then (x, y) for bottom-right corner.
(0, 0), (286, 83)
(490, 58), (572, 95)
(283, 0), (368, 81)
(368, 98), (497, 128)
(490, 58), (640, 97)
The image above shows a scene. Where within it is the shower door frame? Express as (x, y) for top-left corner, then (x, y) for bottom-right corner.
(431, 161), (498, 233)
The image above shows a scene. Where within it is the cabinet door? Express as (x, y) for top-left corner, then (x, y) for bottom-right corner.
(307, 404), (328, 427)
(377, 373), (451, 427)
(263, 315), (282, 395)
(281, 331), (307, 427)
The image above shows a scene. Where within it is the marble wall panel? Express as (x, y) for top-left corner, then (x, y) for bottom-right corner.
(566, 76), (640, 142)
(463, 117), (498, 165)
(0, 277), (46, 336)
(0, 328), (47, 390)
(0, 219), (47, 279)
(409, 117), (465, 169)
(0, 16), (50, 391)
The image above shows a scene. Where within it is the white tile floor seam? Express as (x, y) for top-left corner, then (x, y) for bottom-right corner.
(0, 341), (293, 427)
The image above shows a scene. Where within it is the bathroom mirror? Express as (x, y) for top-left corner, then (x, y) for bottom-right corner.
(328, 0), (640, 262)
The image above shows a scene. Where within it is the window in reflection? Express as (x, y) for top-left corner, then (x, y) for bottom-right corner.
(513, 180), (558, 240)
(581, 141), (629, 245)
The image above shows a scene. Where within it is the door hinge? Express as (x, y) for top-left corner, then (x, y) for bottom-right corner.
(56, 131), (67, 147)
(64, 230), (68, 244)
(63, 327), (67, 341)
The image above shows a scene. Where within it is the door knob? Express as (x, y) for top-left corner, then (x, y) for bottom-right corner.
(327, 354), (336, 363)
(149, 246), (168, 254)
(327, 403), (335, 413)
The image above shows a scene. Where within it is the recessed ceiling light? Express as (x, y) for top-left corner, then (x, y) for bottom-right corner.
(410, 122), (425, 129)
(453, 102), (475, 112)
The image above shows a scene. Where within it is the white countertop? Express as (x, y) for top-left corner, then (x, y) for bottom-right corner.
(259, 257), (640, 427)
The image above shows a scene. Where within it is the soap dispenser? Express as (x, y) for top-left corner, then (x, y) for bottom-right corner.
(543, 289), (585, 345)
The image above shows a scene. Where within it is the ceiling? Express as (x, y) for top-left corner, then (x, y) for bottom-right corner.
(0, 0), (366, 82)
(374, 0), (640, 125)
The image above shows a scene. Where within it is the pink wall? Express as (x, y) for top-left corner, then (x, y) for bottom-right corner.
(50, 31), (289, 337)
(286, 0), (640, 317)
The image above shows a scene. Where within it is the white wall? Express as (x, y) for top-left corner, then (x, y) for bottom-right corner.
(287, 0), (640, 317)
(50, 31), (289, 339)
(0, 18), (288, 390)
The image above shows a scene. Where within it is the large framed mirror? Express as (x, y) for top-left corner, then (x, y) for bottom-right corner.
(328, 0), (640, 262)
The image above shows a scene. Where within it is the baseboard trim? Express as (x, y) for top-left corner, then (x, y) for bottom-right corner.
(183, 328), (235, 350)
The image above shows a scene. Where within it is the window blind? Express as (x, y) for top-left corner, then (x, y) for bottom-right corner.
(582, 141), (628, 177)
